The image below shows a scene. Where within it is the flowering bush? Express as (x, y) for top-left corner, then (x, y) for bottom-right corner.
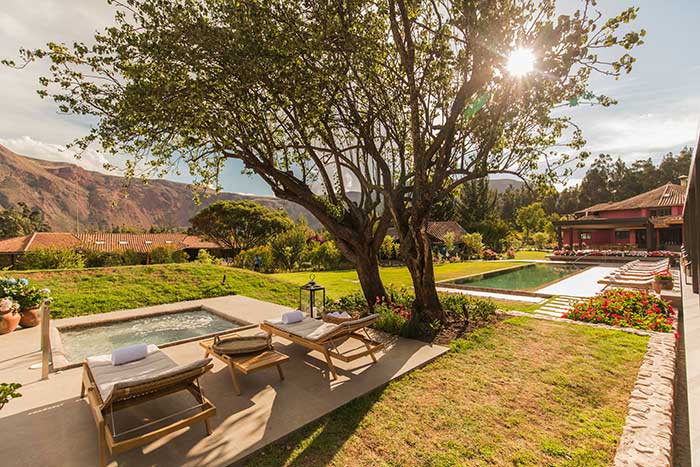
(482, 249), (499, 260)
(0, 298), (20, 315)
(0, 277), (51, 310)
(654, 270), (673, 281)
(563, 289), (674, 332)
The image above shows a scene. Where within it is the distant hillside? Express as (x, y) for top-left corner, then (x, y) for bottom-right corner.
(0, 144), (321, 231)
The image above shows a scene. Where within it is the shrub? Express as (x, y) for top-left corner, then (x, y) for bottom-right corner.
(531, 232), (550, 250)
(328, 287), (496, 338)
(15, 248), (85, 270)
(564, 289), (674, 332)
(195, 249), (217, 264)
(308, 240), (344, 270)
(460, 232), (483, 259)
(235, 245), (274, 272)
(271, 228), (308, 270)
(482, 248), (498, 260)
(439, 293), (497, 323)
(0, 382), (22, 410)
(122, 250), (145, 265)
(380, 235), (397, 260)
(84, 250), (125, 268)
(149, 246), (177, 264)
(171, 250), (189, 263)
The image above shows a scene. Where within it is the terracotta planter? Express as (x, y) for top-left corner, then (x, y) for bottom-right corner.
(0, 311), (21, 335)
(656, 277), (673, 291)
(20, 306), (41, 328)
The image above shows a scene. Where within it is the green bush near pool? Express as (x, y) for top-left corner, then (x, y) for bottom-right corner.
(564, 289), (674, 332)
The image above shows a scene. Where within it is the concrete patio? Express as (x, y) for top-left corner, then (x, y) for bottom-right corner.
(0, 295), (448, 466)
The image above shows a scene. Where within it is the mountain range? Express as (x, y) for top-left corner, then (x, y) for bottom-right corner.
(0, 144), (523, 232)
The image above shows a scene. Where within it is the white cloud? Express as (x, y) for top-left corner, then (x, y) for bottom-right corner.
(0, 136), (118, 174)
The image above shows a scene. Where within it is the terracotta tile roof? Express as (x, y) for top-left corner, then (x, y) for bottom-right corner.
(0, 232), (221, 254)
(426, 221), (467, 243)
(576, 183), (686, 214)
(77, 233), (223, 253)
(0, 234), (33, 253)
(0, 232), (81, 253)
(181, 235), (221, 249)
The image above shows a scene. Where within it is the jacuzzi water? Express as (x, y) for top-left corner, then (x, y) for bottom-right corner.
(59, 309), (239, 363)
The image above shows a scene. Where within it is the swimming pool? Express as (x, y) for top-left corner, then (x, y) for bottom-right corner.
(441, 263), (586, 292)
(58, 308), (241, 364)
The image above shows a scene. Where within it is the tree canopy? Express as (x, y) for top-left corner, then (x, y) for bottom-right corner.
(190, 201), (293, 254)
(0, 203), (50, 239)
(7, 0), (644, 319)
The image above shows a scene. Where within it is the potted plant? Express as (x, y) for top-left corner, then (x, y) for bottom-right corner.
(0, 298), (21, 335)
(17, 286), (51, 328)
(654, 271), (673, 293)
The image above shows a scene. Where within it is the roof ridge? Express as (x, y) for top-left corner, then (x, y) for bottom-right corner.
(23, 232), (38, 252)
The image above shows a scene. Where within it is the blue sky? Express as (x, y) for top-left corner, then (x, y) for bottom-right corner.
(0, 0), (698, 195)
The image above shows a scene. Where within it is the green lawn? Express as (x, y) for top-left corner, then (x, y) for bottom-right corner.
(514, 250), (549, 260)
(273, 261), (523, 299)
(17, 264), (299, 319)
(248, 316), (648, 467)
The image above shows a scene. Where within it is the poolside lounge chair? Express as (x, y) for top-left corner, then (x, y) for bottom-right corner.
(260, 314), (383, 380)
(80, 345), (216, 467)
(597, 276), (654, 290)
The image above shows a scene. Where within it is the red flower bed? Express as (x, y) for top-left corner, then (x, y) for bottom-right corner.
(563, 289), (674, 332)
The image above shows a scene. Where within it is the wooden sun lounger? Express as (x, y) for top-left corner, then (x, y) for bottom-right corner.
(260, 314), (383, 381)
(80, 347), (216, 466)
(597, 277), (654, 290)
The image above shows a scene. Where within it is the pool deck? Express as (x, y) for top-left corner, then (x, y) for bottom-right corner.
(537, 266), (618, 297)
(0, 295), (448, 466)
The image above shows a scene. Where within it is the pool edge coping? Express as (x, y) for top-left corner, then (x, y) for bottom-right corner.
(50, 304), (257, 371)
(436, 263), (593, 299)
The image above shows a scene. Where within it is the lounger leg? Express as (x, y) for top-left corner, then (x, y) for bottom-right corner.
(228, 362), (241, 395)
(276, 363), (285, 381)
(80, 379), (86, 398)
(363, 341), (378, 363)
(323, 350), (338, 381)
(97, 422), (108, 467)
(203, 416), (213, 436)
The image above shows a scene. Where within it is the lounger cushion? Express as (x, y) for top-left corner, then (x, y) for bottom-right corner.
(87, 345), (210, 402)
(264, 317), (339, 341)
(264, 314), (380, 342)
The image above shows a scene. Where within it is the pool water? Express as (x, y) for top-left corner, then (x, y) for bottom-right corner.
(445, 263), (585, 291)
(60, 309), (239, 363)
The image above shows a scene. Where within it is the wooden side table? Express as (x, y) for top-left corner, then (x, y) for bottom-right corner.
(200, 333), (289, 395)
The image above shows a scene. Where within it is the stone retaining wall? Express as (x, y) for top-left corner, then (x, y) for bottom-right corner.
(499, 310), (677, 467)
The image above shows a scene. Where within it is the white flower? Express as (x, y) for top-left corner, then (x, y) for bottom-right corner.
(40, 288), (51, 295)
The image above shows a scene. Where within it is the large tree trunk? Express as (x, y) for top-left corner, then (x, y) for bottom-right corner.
(388, 200), (444, 322)
(401, 225), (444, 322)
(354, 246), (387, 305)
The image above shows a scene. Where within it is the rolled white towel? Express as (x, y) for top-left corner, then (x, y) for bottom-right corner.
(111, 343), (149, 366)
(282, 310), (304, 324)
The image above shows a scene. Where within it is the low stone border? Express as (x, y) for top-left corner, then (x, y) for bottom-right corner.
(499, 310), (676, 467)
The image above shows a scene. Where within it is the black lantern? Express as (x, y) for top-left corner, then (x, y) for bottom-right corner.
(300, 274), (325, 319)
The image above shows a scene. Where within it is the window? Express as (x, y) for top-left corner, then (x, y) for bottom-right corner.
(95, 240), (105, 245)
(165, 240), (173, 244)
(118, 240), (128, 245)
(650, 207), (672, 218)
(145, 240), (153, 244)
(615, 231), (630, 241)
(579, 232), (591, 241)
